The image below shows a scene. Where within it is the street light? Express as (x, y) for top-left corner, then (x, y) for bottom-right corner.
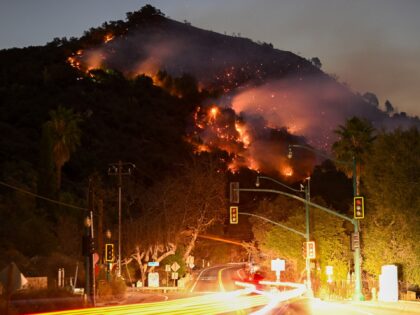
(288, 144), (364, 301)
(108, 161), (135, 278)
(255, 175), (313, 296)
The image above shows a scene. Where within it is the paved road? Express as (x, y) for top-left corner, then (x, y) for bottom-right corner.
(32, 264), (420, 314)
(189, 263), (246, 293)
(268, 297), (420, 315)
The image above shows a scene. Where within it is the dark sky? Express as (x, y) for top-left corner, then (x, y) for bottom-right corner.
(1, 0), (419, 116)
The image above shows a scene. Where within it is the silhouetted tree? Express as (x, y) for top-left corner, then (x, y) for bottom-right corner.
(310, 57), (322, 69)
(363, 92), (379, 107)
(44, 106), (82, 190)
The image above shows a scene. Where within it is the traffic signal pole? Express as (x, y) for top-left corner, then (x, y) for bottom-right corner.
(287, 145), (364, 301)
(352, 157), (364, 301)
(304, 182), (312, 296)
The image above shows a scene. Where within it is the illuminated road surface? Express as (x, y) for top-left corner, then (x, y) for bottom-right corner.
(29, 264), (419, 314)
(31, 264), (308, 315)
(277, 298), (420, 315)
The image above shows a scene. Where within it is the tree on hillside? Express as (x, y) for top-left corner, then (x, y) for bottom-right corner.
(332, 117), (375, 194)
(44, 106), (82, 190)
(363, 128), (420, 284)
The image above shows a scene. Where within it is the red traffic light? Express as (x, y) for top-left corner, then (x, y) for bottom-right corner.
(230, 206), (239, 224)
(354, 196), (365, 219)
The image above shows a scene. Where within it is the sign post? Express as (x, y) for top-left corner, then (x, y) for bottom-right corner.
(271, 258), (285, 282)
(171, 262), (180, 287)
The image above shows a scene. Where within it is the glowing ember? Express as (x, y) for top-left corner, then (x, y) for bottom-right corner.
(283, 166), (293, 177)
(104, 34), (114, 43)
(209, 106), (219, 121)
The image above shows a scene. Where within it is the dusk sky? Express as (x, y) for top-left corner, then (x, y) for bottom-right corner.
(1, 0), (419, 116)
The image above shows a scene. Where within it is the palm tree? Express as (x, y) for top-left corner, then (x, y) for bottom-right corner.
(332, 116), (375, 194)
(45, 105), (82, 190)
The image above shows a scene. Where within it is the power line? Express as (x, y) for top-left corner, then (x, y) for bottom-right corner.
(0, 180), (88, 212)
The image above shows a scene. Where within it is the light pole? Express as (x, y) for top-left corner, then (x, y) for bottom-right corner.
(288, 144), (364, 301)
(256, 175), (313, 295)
(83, 216), (92, 305)
(108, 161), (135, 277)
(106, 229), (112, 282)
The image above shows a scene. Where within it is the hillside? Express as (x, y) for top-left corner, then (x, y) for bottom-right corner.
(0, 5), (419, 275)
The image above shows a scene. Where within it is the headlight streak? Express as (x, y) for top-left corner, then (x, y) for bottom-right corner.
(30, 292), (269, 315)
(32, 280), (305, 315)
(249, 281), (307, 315)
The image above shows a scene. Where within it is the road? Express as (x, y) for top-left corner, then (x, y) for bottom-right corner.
(275, 298), (420, 315)
(189, 263), (247, 293)
(31, 264), (420, 314)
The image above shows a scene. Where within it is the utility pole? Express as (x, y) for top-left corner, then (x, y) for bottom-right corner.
(108, 161), (135, 277)
(304, 177), (312, 296)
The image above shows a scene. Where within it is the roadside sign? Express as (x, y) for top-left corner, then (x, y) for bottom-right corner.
(165, 264), (171, 272)
(271, 258), (285, 271)
(352, 232), (360, 250)
(326, 266), (333, 275)
(147, 261), (159, 267)
(187, 255), (194, 265)
(171, 262), (180, 272)
(148, 272), (159, 287)
(171, 272), (178, 280)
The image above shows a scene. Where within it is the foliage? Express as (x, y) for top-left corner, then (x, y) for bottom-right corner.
(332, 116), (376, 193)
(362, 128), (420, 284)
(44, 105), (83, 190)
(123, 158), (227, 283)
(252, 195), (350, 284)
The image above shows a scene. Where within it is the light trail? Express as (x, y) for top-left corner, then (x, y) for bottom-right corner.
(30, 291), (269, 315)
(31, 279), (306, 315)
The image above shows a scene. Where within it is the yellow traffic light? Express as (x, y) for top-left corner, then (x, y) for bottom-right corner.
(354, 196), (365, 219)
(230, 206), (239, 224)
(105, 243), (114, 262)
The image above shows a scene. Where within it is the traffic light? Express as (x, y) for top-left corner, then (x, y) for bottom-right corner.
(354, 196), (364, 219)
(82, 236), (95, 255)
(230, 206), (239, 224)
(307, 241), (316, 259)
(105, 243), (114, 262)
(229, 182), (239, 204)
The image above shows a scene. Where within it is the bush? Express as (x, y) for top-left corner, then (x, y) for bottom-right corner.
(111, 277), (126, 299)
(97, 277), (126, 302)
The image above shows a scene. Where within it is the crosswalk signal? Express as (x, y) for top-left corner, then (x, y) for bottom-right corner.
(230, 206), (239, 224)
(354, 196), (364, 219)
(105, 243), (114, 262)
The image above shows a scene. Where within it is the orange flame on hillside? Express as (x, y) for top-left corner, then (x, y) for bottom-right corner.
(104, 34), (114, 43)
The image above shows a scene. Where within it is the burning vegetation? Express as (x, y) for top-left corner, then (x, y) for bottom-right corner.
(64, 5), (419, 179)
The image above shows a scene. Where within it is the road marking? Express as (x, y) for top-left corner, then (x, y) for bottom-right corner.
(190, 265), (223, 293)
(218, 267), (228, 291)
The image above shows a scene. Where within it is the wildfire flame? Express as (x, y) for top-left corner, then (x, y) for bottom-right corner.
(65, 31), (316, 178)
(104, 34), (114, 43)
(282, 166), (293, 177)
